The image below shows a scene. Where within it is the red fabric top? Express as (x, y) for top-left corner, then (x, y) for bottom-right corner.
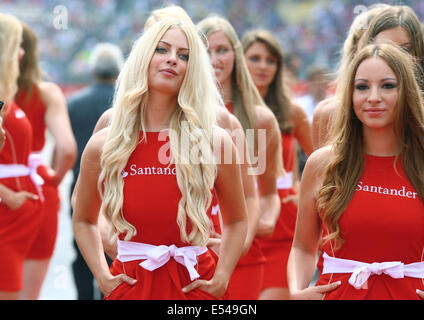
(215, 103), (265, 266)
(107, 131), (222, 300)
(316, 154), (424, 299)
(282, 132), (295, 172)
(15, 85), (47, 152)
(0, 102), (32, 165)
(225, 102), (233, 114)
(0, 102), (40, 197)
(120, 131), (192, 246)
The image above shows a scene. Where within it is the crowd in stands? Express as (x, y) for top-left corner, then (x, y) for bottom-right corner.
(1, 0), (423, 88)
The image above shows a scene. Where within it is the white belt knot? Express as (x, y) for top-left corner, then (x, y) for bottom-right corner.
(0, 161), (45, 201)
(322, 252), (424, 289)
(117, 240), (207, 281)
(276, 172), (293, 190)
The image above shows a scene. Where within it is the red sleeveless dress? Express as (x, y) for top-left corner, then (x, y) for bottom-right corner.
(258, 132), (298, 290)
(0, 102), (43, 291)
(15, 85), (60, 259)
(316, 154), (424, 299)
(105, 131), (223, 300)
(207, 103), (266, 299)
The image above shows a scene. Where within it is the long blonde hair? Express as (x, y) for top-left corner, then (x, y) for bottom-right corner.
(16, 22), (43, 104)
(197, 16), (262, 132)
(241, 29), (294, 133)
(0, 14), (23, 104)
(318, 43), (424, 250)
(99, 18), (221, 247)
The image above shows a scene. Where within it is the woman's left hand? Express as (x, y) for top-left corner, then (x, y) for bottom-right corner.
(182, 276), (227, 299)
(417, 289), (424, 300)
(282, 194), (299, 206)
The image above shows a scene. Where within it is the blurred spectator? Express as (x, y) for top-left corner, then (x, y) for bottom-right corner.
(295, 65), (331, 122)
(0, 0), (422, 85)
(295, 65), (331, 176)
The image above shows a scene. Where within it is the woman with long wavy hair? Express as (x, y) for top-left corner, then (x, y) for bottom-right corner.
(72, 17), (247, 300)
(92, 6), (258, 267)
(241, 29), (313, 300)
(14, 22), (77, 300)
(0, 13), (43, 300)
(287, 42), (424, 300)
(312, 4), (424, 150)
(198, 15), (284, 300)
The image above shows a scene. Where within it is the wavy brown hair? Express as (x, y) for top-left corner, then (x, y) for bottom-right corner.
(317, 43), (424, 250)
(17, 22), (42, 102)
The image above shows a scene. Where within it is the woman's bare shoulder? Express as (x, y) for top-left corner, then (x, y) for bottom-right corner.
(255, 104), (279, 131)
(83, 127), (109, 160)
(313, 97), (340, 118)
(305, 144), (334, 176)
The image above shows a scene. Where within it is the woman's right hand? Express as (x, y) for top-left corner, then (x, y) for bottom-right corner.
(100, 273), (137, 297)
(289, 281), (341, 300)
(2, 190), (39, 210)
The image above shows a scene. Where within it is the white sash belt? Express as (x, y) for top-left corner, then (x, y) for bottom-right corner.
(28, 152), (45, 201)
(28, 152), (44, 173)
(211, 204), (219, 216)
(117, 239), (207, 281)
(322, 252), (424, 289)
(276, 172), (293, 190)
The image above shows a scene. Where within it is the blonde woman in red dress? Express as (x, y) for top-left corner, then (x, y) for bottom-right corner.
(72, 17), (247, 300)
(14, 22), (76, 300)
(0, 13), (43, 300)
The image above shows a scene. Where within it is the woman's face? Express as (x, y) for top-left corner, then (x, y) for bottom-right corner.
(374, 26), (412, 53)
(353, 56), (399, 132)
(206, 31), (235, 86)
(244, 41), (278, 93)
(148, 27), (189, 96)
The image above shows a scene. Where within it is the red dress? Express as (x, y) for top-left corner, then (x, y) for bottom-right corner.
(210, 103), (266, 300)
(105, 131), (222, 300)
(258, 132), (298, 290)
(315, 154), (424, 299)
(0, 102), (43, 291)
(15, 86), (61, 259)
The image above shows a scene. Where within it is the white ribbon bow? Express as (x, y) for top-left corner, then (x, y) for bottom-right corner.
(322, 252), (424, 290)
(117, 240), (207, 281)
(349, 261), (404, 289)
(0, 162), (44, 201)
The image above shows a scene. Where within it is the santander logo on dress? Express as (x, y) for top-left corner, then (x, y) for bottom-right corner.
(121, 164), (176, 178)
(356, 180), (418, 199)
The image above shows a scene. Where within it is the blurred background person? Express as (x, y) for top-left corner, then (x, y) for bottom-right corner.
(198, 16), (284, 300)
(14, 22), (77, 300)
(67, 42), (124, 300)
(295, 65), (330, 176)
(0, 13), (42, 300)
(296, 65), (331, 123)
(242, 28), (312, 300)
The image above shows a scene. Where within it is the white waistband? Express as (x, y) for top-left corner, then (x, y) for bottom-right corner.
(322, 252), (424, 289)
(211, 204), (219, 216)
(276, 172), (293, 190)
(28, 152), (44, 170)
(117, 239), (207, 281)
(0, 163), (44, 187)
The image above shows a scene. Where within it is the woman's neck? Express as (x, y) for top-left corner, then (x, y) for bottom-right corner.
(145, 91), (178, 132)
(257, 85), (268, 99)
(219, 77), (233, 105)
(363, 127), (400, 157)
